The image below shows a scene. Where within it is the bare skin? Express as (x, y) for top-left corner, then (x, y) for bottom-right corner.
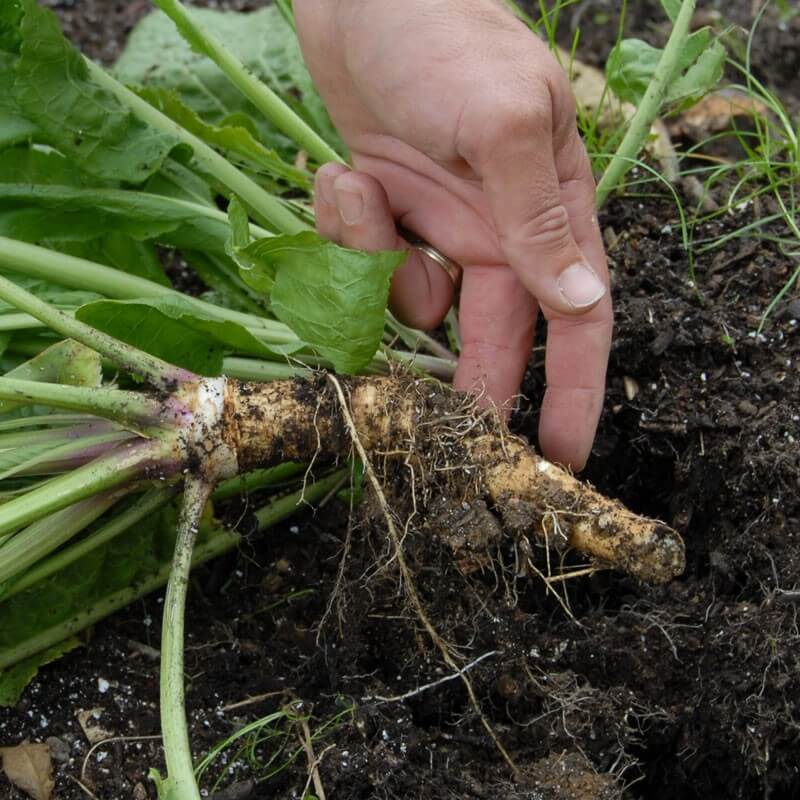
(294, 0), (613, 470)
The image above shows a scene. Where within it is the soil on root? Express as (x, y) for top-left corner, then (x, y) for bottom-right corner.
(2, 2), (799, 800)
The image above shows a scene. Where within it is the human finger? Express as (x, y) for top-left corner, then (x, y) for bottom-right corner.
(314, 162), (351, 241)
(453, 264), (537, 416)
(329, 170), (455, 330)
(457, 81), (607, 318)
(537, 129), (613, 470)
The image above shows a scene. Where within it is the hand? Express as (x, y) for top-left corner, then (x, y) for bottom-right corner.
(294, 0), (613, 470)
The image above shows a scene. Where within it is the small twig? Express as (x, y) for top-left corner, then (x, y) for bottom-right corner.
(543, 566), (602, 584)
(326, 374), (520, 779)
(298, 717), (331, 800)
(221, 690), (287, 712)
(364, 650), (501, 703)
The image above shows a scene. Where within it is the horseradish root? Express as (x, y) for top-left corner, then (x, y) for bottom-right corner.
(224, 375), (685, 584)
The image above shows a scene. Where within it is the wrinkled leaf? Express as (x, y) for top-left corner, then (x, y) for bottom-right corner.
(237, 232), (405, 373)
(606, 38), (661, 106)
(0, 184), (234, 256)
(0, 146), (175, 284)
(665, 39), (726, 105)
(0, 145), (95, 187)
(0, 741), (54, 800)
(138, 87), (312, 190)
(75, 301), (224, 376)
(114, 5), (345, 159)
(0, 54), (36, 148)
(144, 158), (216, 207)
(606, 28), (722, 107)
(0, 639), (81, 707)
(76, 295), (297, 376)
(184, 250), (265, 315)
(10, 0), (187, 183)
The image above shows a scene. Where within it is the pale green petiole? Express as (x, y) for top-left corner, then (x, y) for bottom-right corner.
(0, 488), (178, 603)
(0, 469), (347, 673)
(596, 0), (697, 206)
(0, 378), (166, 426)
(152, 0), (344, 167)
(84, 59), (309, 235)
(0, 439), (166, 539)
(0, 492), (119, 587)
(0, 235), (298, 342)
(158, 477), (212, 800)
(0, 274), (196, 390)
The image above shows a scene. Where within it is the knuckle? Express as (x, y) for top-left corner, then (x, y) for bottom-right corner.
(461, 86), (552, 159)
(503, 203), (573, 252)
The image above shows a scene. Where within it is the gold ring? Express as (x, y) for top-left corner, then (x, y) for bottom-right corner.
(412, 243), (463, 289)
(398, 227), (463, 290)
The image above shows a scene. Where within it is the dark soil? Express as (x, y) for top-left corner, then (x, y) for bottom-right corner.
(2, 2), (799, 799)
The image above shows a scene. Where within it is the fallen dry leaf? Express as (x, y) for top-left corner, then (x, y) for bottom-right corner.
(670, 89), (771, 141)
(76, 707), (116, 745)
(0, 741), (54, 800)
(557, 47), (636, 126)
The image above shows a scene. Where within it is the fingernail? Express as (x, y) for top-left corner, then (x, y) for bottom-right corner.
(557, 262), (606, 309)
(336, 189), (364, 225)
(317, 177), (336, 205)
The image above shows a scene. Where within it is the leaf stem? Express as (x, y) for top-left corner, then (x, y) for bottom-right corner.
(221, 356), (311, 381)
(0, 493), (118, 587)
(0, 469), (347, 672)
(159, 477), (212, 800)
(595, 0), (696, 207)
(0, 440), (164, 539)
(0, 488), (178, 602)
(0, 274), (196, 390)
(84, 59), (309, 234)
(152, 0), (344, 166)
(0, 236), (297, 340)
(0, 377), (165, 425)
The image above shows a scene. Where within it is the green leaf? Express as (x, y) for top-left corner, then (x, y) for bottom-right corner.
(183, 251), (265, 315)
(0, 184), (234, 255)
(0, 339), (102, 415)
(606, 38), (663, 106)
(11, 0), (188, 183)
(0, 2), (24, 53)
(0, 494), (184, 680)
(606, 29), (723, 107)
(665, 39), (726, 105)
(138, 87), (312, 190)
(60, 235), (171, 288)
(76, 295), (297, 377)
(0, 145), (92, 187)
(659, 0), (681, 23)
(0, 638), (81, 707)
(237, 232), (405, 373)
(0, 54), (36, 148)
(227, 195), (253, 252)
(144, 158), (216, 207)
(114, 5), (345, 160)
(75, 301), (225, 376)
